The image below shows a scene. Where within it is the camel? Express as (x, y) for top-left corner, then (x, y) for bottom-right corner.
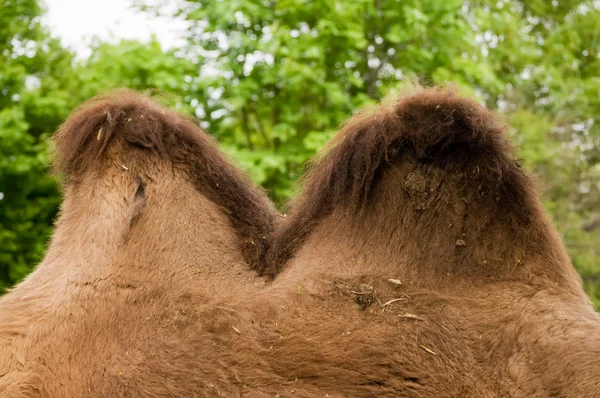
(0, 90), (277, 397)
(1, 86), (598, 397)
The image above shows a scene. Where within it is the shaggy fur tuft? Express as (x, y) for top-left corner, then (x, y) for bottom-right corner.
(54, 89), (276, 273)
(267, 86), (534, 273)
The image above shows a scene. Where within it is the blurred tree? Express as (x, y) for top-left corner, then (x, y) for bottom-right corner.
(0, 0), (77, 290)
(77, 38), (200, 111)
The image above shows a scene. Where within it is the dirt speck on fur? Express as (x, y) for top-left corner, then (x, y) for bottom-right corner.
(404, 172), (428, 210)
(352, 284), (375, 309)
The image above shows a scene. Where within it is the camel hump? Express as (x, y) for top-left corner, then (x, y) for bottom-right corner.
(54, 90), (277, 273)
(268, 86), (536, 270)
(53, 89), (197, 177)
(309, 85), (519, 211)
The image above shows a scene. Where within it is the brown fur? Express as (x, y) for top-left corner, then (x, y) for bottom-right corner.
(54, 89), (276, 273)
(253, 86), (600, 396)
(1, 87), (599, 397)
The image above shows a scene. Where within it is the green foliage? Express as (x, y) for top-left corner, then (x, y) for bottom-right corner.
(78, 38), (200, 110)
(0, 0), (74, 290)
(1, 0), (599, 305)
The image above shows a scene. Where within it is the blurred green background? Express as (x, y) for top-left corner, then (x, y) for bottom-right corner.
(1, 0), (598, 304)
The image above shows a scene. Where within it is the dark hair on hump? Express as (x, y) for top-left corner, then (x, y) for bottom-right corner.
(266, 85), (534, 273)
(53, 89), (277, 274)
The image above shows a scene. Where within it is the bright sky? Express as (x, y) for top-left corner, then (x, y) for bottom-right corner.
(42, 0), (186, 58)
